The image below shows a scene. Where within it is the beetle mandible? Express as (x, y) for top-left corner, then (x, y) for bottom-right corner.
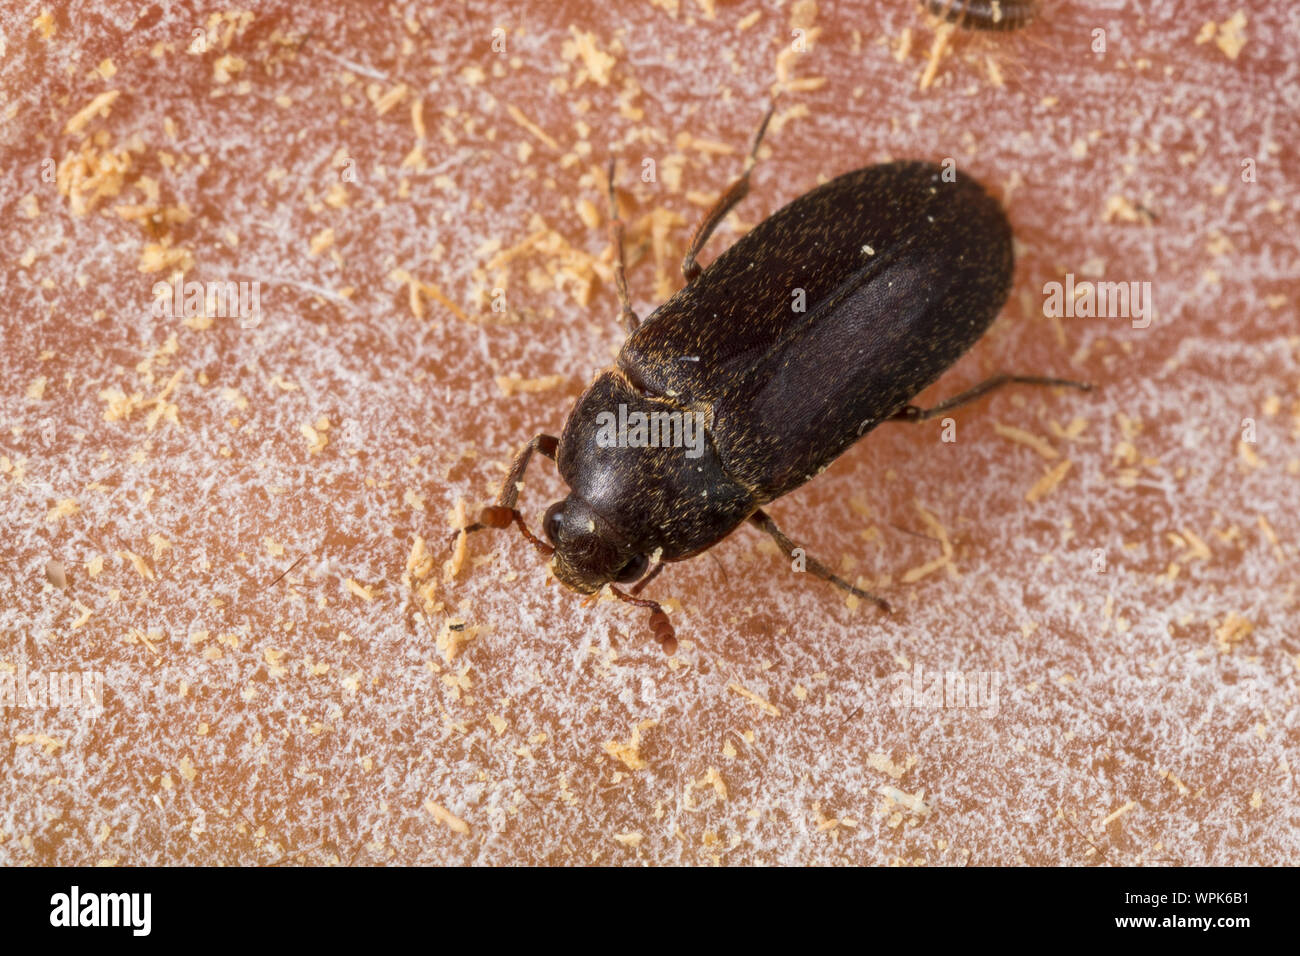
(457, 106), (1090, 654)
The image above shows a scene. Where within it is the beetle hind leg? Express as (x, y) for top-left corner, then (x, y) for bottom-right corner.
(748, 508), (891, 612)
(680, 103), (776, 284)
(891, 374), (1093, 422)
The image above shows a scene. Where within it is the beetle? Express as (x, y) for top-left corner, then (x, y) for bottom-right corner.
(456, 106), (1090, 654)
(920, 0), (1038, 31)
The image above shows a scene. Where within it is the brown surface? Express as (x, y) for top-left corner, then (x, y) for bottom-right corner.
(1, 1), (1296, 865)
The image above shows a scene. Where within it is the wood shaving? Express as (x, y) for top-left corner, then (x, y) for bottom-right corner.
(1026, 459), (1073, 503)
(444, 498), (469, 581)
(562, 27), (617, 87)
(344, 578), (375, 602)
(437, 619), (478, 663)
(494, 373), (567, 397)
(1215, 613), (1252, 653)
(32, 9), (56, 39)
(46, 498), (80, 522)
(993, 422), (1058, 460)
(71, 602), (93, 629)
(309, 228), (335, 255)
(57, 142), (133, 216)
(425, 799), (471, 835)
(1202, 10), (1248, 60)
(390, 269), (468, 321)
(901, 501), (956, 583)
(727, 681), (781, 717)
(118, 550), (155, 580)
(16, 733), (66, 755)
(877, 785), (930, 819)
(604, 721), (656, 770)
(1093, 800), (1136, 831)
(919, 24), (954, 91)
(373, 82), (408, 115)
(63, 90), (121, 136)
(867, 752), (917, 780)
(1257, 514), (1284, 561)
(1159, 769), (1190, 796)
(506, 104), (561, 151)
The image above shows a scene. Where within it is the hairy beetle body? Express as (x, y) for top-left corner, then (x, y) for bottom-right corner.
(549, 161), (1011, 590)
(921, 0), (1038, 31)
(463, 143), (1091, 652)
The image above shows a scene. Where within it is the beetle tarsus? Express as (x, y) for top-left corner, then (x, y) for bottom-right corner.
(748, 508), (891, 611)
(891, 374), (1094, 422)
(448, 522), (481, 549)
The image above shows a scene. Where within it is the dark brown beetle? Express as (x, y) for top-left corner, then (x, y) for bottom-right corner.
(458, 108), (1089, 654)
(921, 0), (1038, 31)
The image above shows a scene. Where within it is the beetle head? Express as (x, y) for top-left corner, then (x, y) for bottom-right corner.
(542, 495), (649, 594)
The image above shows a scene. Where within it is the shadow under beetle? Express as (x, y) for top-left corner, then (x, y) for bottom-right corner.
(458, 106), (1090, 654)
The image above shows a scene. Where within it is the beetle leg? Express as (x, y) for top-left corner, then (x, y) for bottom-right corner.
(748, 508), (891, 611)
(629, 560), (665, 596)
(452, 433), (558, 554)
(890, 375), (1093, 422)
(495, 433), (558, 510)
(680, 103), (775, 284)
(606, 158), (641, 335)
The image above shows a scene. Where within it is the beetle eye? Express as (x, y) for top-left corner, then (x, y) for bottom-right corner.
(542, 503), (564, 546)
(613, 552), (649, 584)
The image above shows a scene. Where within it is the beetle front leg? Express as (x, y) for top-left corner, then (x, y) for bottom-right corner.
(455, 433), (559, 556)
(748, 508), (891, 611)
(680, 104), (775, 284)
(494, 433), (558, 511)
(890, 374), (1093, 422)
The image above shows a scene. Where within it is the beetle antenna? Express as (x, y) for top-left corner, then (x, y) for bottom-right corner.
(609, 586), (677, 656)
